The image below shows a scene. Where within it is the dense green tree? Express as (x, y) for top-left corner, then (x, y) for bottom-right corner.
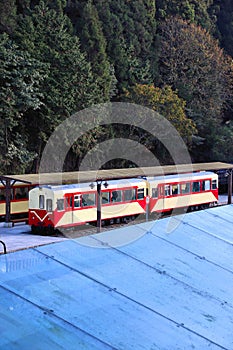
(215, 0), (233, 57)
(14, 0), (101, 171)
(71, 0), (115, 101)
(0, 33), (45, 173)
(93, 0), (156, 91)
(0, 0), (17, 34)
(156, 0), (216, 32)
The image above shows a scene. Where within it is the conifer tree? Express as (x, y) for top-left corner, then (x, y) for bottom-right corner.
(93, 0), (156, 91)
(14, 0), (100, 171)
(0, 0), (17, 34)
(216, 0), (233, 57)
(0, 33), (45, 173)
(74, 0), (115, 101)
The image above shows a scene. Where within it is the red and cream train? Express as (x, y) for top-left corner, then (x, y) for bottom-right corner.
(0, 183), (35, 219)
(28, 171), (218, 233)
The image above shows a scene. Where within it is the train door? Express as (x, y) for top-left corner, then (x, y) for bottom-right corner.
(158, 184), (165, 212)
(64, 194), (74, 224)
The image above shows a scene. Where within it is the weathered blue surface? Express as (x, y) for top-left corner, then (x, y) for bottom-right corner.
(1, 205), (233, 349)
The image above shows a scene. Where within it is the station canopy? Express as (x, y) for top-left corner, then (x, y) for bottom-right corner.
(1, 161), (233, 186)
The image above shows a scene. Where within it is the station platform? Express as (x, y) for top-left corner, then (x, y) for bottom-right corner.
(0, 222), (65, 254)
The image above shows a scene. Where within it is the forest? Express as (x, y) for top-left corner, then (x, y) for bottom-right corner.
(0, 0), (233, 174)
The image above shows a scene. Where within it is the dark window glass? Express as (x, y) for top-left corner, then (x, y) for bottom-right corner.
(212, 180), (217, 190)
(124, 189), (136, 201)
(66, 196), (72, 208)
(0, 188), (6, 201)
(111, 190), (122, 202)
(152, 188), (158, 198)
(82, 193), (96, 206)
(172, 184), (179, 196)
(57, 199), (64, 211)
(102, 192), (110, 204)
(0, 188), (13, 200)
(181, 183), (190, 194)
(39, 195), (44, 209)
(15, 187), (29, 199)
(192, 181), (200, 192)
(137, 188), (144, 200)
(46, 199), (53, 211)
(74, 195), (81, 208)
(164, 185), (171, 197)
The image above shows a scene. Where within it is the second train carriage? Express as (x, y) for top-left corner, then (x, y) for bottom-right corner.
(28, 171), (218, 233)
(148, 171), (218, 214)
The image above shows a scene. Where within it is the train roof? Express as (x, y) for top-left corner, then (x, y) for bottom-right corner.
(35, 178), (146, 193)
(147, 171), (218, 183)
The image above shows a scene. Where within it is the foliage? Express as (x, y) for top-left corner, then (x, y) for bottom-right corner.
(156, 0), (216, 32)
(158, 16), (233, 160)
(70, 0), (116, 101)
(0, 33), (45, 173)
(216, 0), (233, 57)
(0, 0), (232, 173)
(0, 0), (17, 34)
(123, 84), (197, 144)
(93, 0), (156, 91)
(14, 1), (102, 171)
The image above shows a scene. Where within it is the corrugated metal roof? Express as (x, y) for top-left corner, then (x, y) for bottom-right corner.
(2, 161), (233, 184)
(0, 205), (233, 349)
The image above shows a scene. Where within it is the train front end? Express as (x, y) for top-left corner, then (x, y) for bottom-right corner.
(29, 186), (55, 234)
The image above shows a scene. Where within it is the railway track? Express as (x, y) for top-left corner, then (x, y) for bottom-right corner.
(53, 200), (228, 240)
(57, 211), (177, 239)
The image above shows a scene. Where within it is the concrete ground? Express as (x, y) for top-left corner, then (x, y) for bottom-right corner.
(0, 222), (66, 254)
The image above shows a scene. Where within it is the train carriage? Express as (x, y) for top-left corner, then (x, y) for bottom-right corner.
(28, 171), (219, 233)
(0, 183), (37, 219)
(29, 179), (147, 232)
(147, 171), (218, 214)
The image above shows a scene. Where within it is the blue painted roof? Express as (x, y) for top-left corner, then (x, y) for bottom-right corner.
(1, 205), (233, 349)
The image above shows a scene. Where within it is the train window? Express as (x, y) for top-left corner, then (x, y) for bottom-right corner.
(203, 180), (210, 191)
(46, 199), (53, 211)
(137, 188), (144, 200)
(111, 190), (122, 203)
(181, 183), (190, 194)
(164, 185), (171, 197)
(65, 196), (73, 208)
(57, 199), (64, 211)
(192, 181), (200, 192)
(172, 184), (179, 196)
(102, 192), (110, 204)
(82, 193), (96, 206)
(152, 188), (158, 198)
(0, 188), (6, 201)
(212, 180), (217, 190)
(124, 189), (136, 201)
(0, 188), (13, 201)
(15, 187), (29, 199)
(39, 195), (45, 209)
(74, 195), (81, 208)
